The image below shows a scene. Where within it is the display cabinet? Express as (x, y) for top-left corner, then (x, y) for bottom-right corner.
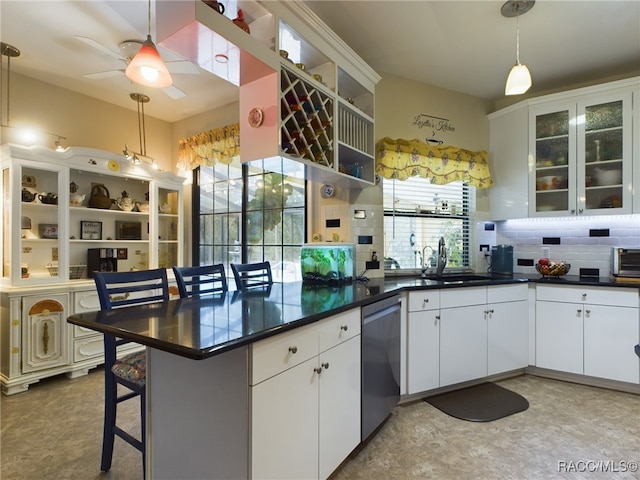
(528, 89), (633, 216)
(1, 143), (185, 394)
(156, 0), (380, 186)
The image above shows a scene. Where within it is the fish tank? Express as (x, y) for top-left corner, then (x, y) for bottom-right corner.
(300, 243), (355, 284)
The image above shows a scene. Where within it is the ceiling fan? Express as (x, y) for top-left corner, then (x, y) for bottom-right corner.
(75, 35), (200, 99)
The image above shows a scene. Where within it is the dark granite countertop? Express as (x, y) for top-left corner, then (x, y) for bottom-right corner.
(67, 274), (638, 361)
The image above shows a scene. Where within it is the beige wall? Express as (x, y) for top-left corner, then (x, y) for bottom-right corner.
(2, 73), (176, 172)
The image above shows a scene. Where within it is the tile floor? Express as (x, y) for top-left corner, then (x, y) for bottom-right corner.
(1, 370), (639, 480)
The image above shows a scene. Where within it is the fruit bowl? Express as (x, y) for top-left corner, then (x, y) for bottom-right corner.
(536, 262), (570, 277)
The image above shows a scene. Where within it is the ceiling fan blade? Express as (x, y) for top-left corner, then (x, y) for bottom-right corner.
(84, 70), (124, 80)
(165, 61), (200, 75)
(163, 85), (187, 99)
(74, 35), (124, 61)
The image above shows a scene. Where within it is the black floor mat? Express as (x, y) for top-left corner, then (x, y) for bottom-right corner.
(425, 382), (529, 422)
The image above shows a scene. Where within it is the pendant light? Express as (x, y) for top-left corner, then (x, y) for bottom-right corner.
(125, 0), (173, 88)
(502, 0), (535, 96)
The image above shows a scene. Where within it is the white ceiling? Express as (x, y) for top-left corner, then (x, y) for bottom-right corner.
(1, 0), (639, 124)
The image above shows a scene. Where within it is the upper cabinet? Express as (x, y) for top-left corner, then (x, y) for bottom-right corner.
(529, 89), (633, 216)
(156, 0), (380, 186)
(489, 77), (638, 220)
(1, 144), (185, 287)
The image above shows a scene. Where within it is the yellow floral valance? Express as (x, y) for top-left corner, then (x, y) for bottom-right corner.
(177, 123), (240, 170)
(376, 137), (493, 188)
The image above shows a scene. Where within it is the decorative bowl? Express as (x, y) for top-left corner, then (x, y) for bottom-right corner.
(536, 262), (570, 277)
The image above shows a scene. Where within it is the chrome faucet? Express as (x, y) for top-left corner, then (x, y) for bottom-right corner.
(420, 245), (431, 278)
(436, 237), (447, 276)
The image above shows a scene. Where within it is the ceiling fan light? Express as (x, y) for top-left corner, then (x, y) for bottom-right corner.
(505, 63), (532, 95)
(125, 35), (173, 88)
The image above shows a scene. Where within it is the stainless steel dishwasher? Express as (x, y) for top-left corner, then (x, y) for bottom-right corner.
(361, 294), (401, 441)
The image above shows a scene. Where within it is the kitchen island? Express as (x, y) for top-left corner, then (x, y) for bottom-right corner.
(67, 274), (637, 479)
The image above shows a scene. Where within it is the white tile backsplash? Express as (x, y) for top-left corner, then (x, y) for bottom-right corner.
(482, 214), (640, 277)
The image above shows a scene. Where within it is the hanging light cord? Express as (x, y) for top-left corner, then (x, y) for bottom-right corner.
(147, 0), (152, 37)
(515, 3), (521, 64)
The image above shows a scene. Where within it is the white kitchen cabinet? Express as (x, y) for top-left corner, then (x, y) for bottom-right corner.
(536, 284), (639, 384)
(488, 76), (638, 220)
(21, 293), (69, 374)
(488, 103), (529, 220)
(440, 303), (488, 386)
(535, 300), (584, 374)
(407, 290), (440, 394)
(408, 284), (528, 391)
(584, 304), (639, 384)
(251, 308), (361, 480)
(487, 284), (529, 375)
(529, 89), (633, 216)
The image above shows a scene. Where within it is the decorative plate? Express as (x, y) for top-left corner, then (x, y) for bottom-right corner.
(320, 184), (335, 199)
(248, 107), (264, 128)
(108, 160), (120, 172)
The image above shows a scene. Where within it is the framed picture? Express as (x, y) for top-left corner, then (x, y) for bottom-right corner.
(115, 221), (142, 240)
(38, 224), (58, 239)
(80, 221), (102, 240)
(117, 248), (128, 260)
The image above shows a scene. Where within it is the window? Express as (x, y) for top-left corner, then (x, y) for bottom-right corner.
(194, 156), (306, 283)
(383, 177), (472, 273)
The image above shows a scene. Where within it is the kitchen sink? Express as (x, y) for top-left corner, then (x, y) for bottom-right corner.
(424, 274), (491, 283)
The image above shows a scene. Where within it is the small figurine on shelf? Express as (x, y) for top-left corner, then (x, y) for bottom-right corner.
(69, 181), (86, 207)
(233, 9), (250, 34)
(136, 192), (150, 213)
(115, 191), (135, 212)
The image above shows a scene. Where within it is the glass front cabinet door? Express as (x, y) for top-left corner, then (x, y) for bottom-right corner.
(529, 89), (633, 216)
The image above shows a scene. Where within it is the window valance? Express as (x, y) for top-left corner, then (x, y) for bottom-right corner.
(177, 123), (240, 170)
(375, 137), (493, 188)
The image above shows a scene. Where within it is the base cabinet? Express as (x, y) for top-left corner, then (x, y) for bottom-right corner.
(407, 284), (529, 392)
(407, 290), (440, 394)
(536, 285), (639, 384)
(251, 309), (361, 480)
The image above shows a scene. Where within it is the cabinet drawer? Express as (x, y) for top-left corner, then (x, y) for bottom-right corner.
(73, 289), (100, 313)
(440, 286), (486, 308)
(251, 324), (319, 385)
(537, 285), (638, 307)
(73, 335), (104, 362)
(408, 290), (440, 312)
(487, 283), (528, 303)
(317, 308), (360, 353)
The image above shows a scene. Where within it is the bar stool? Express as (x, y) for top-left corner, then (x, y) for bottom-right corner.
(231, 261), (273, 291)
(173, 264), (228, 297)
(93, 268), (169, 479)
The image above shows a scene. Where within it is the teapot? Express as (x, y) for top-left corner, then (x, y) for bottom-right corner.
(21, 189), (36, 202)
(115, 190), (135, 212)
(69, 181), (86, 207)
(203, 0), (225, 14)
(88, 184), (114, 209)
(38, 192), (58, 205)
(135, 191), (150, 213)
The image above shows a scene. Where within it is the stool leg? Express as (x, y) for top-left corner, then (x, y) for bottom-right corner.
(101, 372), (117, 472)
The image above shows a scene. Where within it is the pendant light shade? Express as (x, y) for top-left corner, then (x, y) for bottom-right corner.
(125, 0), (173, 89)
(505, 63), (532, 95)
(125, 35), (172, 88)
(502, 0), (534, 96)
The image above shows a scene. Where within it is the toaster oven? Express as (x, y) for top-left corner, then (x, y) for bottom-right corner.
(611, 247), (640, 277)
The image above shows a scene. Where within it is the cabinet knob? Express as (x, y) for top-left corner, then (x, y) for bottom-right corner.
(423, 298), (429, 305)
(571, 209), (576, 214)
(585, 309), (591, 315)
(582, 293), (587, 300)
(288, 346), (298, 354)
(321, 362), (329, 370)
(577, 309), (582, 314)
(578, 208), (584, 214)
(340, 325), (348, 331)
(314, 367), (322, 374)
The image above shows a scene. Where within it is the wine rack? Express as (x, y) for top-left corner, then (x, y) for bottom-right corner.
(280, 66), (334, 168)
